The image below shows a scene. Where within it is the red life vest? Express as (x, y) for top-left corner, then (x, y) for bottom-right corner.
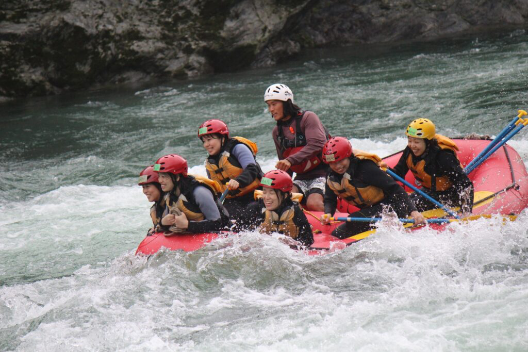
(277, 111), (330, 174)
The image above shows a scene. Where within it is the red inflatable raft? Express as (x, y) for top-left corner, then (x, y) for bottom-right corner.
(136, 139), (528, 256)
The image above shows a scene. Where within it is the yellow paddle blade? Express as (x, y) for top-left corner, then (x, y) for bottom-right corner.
(344, 213), (518, 240)
(460, 214), (517, 222)
(344, 229), (377, 241)
(415, 191), (496, 219)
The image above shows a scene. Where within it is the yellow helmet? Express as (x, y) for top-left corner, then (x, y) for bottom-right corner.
(406, 118), (436, 140)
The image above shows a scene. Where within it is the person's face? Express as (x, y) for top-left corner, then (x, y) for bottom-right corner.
(262, 187), (281, 211)
(407, 137), (427, 157)
(266, 100), (286, 121)
(328, 157), (350, 175)
(158, 172), (176, 192)
(201, 134), (222, 156)
(142, 183), (161, 202)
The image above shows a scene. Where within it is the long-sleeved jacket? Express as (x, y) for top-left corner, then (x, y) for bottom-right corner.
(391, 145), (474, 212)
(205, 137), (263, 198)
(272, 111), (328, 180)
(324, 157), (417, 216)
(160, 176), (230, 233)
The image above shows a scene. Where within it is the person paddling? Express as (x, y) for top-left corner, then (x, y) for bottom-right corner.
(247, 170), (314, 248)
(390, 118), (474, 214)
(138, 165), (165, 235)
(155, 154), (230, 234)
(198, 119), (263, 230)
(320, 137), (426, 239)
(265, 83), (329, 212)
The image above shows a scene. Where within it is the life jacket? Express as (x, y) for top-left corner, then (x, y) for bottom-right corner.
(353, 149), (384, 167)
(165, 175), (223, 221)
(406, 134), (460, 192)
(254, 190), (304, 203)
(277, 111), (331, 174)
(326, 157), (385, 207)
(259, 203), (300, 240)
(205, 137), (261, 198)
(149, 201), (164, 227)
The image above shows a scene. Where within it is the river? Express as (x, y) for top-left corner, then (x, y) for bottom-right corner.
(1, 30), (528, 351)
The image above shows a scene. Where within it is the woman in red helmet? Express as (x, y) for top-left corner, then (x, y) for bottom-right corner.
(138, 165), (165, 234)
(264, 83), (330, 212)
(246, 170), (313, 247)
(154, 154), (230, 234)
(320, 137), (425, 239)
(198, 119), (263, 229)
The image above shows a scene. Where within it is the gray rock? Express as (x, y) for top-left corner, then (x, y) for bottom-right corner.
(1, 0), (527, 99)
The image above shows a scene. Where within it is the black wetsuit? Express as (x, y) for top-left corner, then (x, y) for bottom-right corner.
(391, 146), (474, 214)
(324, 157), (417, 239)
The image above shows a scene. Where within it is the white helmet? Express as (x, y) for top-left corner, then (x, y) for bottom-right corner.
(264, 83), (294, 103)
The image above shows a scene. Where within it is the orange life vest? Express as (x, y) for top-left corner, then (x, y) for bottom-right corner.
(259, 206), (299, 240)
(205, 137), (261, 198)
(406, 135), (460, 191)
(277, 111), (330, 174)
(326, 155), (385, 207)
(149, 205), (160, 226)
(254, 190), (303, 203)
(165, 175), (222, 221)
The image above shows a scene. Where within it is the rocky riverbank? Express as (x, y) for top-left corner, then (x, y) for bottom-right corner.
(1, 0), (527, 99)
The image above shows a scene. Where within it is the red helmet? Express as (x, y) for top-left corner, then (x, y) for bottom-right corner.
(198, 119), (229, 138)
(260, 170), (293, 192)
(154, 154), (188, 176)
(322, 137), (353, 164)
(138, 165), (159, 185)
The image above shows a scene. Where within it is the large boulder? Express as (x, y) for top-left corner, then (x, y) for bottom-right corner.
(1, 0), (527, 99)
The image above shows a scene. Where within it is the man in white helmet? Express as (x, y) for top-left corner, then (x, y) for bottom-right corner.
(264, 83), (329, 211)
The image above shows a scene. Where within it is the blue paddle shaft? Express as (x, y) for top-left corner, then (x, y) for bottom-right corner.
(219, 189), (229, 203)
(465, 123), (526, 174)
(335, 217), (451, 224)
(464, 115), (519, 171)
(386, 169), (459, 218)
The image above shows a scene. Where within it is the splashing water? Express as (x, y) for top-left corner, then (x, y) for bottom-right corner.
(1, 30), (528, 351)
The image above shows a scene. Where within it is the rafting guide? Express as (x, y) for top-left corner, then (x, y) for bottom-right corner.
(266, 83), (330, 212)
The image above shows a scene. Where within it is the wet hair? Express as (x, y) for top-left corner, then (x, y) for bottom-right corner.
(427, 137), (439, 150)
(282, 99), (301, 119)
(273, 189), (292, 205)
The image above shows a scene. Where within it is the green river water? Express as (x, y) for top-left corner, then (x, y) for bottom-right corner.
(1, 29), (528, 351)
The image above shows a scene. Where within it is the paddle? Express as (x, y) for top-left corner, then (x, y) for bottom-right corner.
(331, 216), (453, 224)
(386, 169), (460, 219)
(464, 110), (527, 173)
(332, 214), (517, 224)
(465, 110), (528, 174)
(219, 188), (229, 203)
